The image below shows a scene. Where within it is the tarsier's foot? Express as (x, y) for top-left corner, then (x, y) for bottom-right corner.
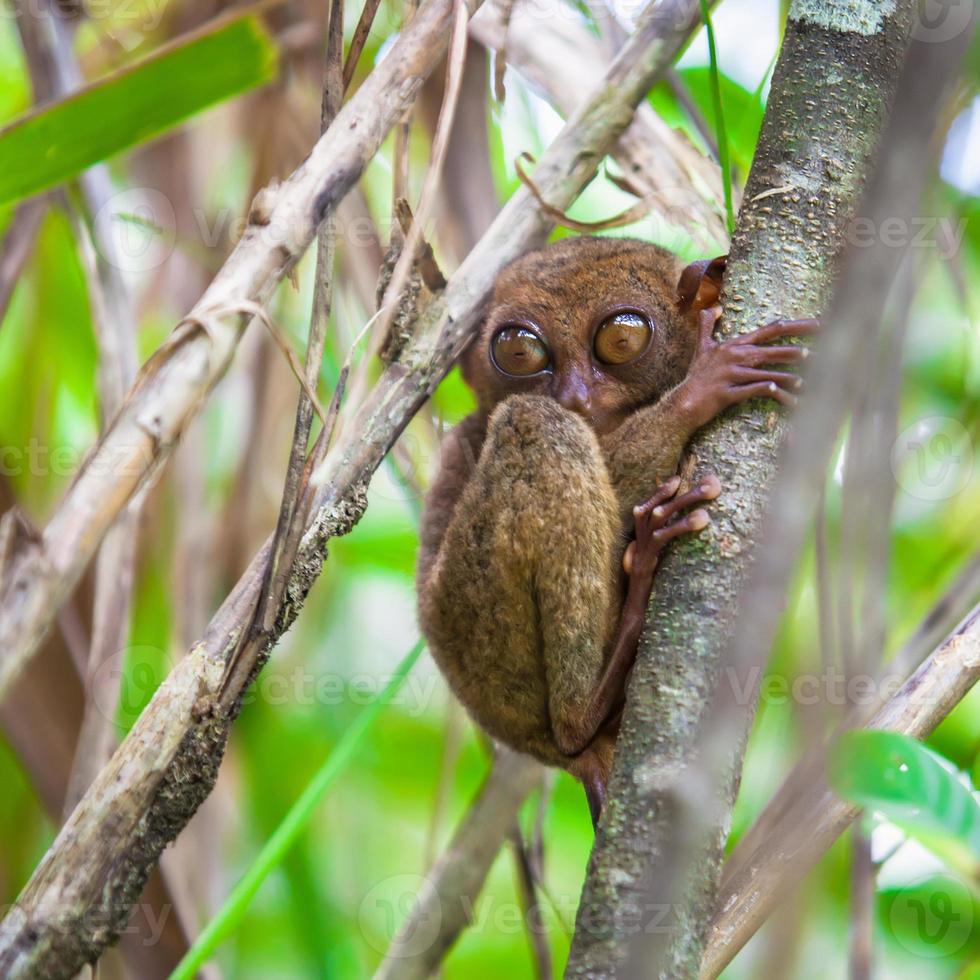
(623, 473), (723, 581)
(681, 307), (821, 423)
(575, 737), (615, 830)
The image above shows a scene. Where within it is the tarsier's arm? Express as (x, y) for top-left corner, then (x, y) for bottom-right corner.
(416, 412), (486, 592)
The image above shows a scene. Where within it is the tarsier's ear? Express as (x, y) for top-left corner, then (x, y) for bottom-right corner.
(676, 254), (728, 313)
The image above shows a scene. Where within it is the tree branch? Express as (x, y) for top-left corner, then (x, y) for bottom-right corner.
(470, 0), (728, 249)
(373, 749), (543, 979)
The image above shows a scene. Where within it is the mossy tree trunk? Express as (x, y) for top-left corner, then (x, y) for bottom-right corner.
(565, 2), (918, 977)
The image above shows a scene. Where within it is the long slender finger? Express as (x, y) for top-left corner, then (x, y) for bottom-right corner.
(698, 306), (723, 348)
(728, 379), (798, 407)
(729, 366), (803, 390)
(623, 540), (636, 576)
(651, 509), (710, 546)
(739, 317), (821, 346)
(642, 474), (722, 526)
(632, 476), (681, 520)
(729, 343), (810, 366)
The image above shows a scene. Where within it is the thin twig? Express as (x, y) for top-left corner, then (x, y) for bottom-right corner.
(848, 829), (874, 980)
(508, 824), (552, 980)
(224, 0), (345, 702)
(0, 198), (46, 329)
(342, 0), (383, 91)
(394, 199), (448, 291)
(515, 152), (653, 231)
(374, 0), (469, 358)
(373, 750), (543, 979)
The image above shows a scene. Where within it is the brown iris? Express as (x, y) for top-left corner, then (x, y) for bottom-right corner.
(594, 311), (652, 365)
(491, 326), (550, 376)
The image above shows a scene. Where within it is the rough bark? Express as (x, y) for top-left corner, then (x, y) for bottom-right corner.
(566, 3), (918, 977)
(0, 3), (707, 976)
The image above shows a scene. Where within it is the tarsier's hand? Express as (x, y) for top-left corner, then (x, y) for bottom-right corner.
(680, 307), (820, 427)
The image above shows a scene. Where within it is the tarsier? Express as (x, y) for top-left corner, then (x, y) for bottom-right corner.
(417, 236), (817, 825)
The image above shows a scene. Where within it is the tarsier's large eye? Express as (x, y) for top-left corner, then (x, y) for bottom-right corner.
(491, 326), (550, 376)
(594, 311), (653, 365)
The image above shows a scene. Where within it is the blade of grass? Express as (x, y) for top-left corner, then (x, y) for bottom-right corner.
(169, 638), (427, 980)
(0, 4), (279, 208)
(698, 0), (735, 236)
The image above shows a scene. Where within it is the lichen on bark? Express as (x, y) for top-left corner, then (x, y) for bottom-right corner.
(565, 2), (917, 977)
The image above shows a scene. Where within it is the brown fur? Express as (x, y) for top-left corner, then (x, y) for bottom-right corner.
(417, 236), (808, 790)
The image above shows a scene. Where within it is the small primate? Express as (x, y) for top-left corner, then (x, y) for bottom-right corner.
(416, 237), (816, 825)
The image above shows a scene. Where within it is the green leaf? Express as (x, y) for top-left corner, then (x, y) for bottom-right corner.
(649, 67), (765, 175)
(0, 9), (278, 208)
(830, 731), (980, 880)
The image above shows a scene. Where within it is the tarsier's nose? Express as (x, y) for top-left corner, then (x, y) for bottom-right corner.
(554, 369), (592, 417)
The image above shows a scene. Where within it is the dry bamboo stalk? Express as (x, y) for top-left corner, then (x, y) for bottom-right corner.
(470, 0), (728, 248)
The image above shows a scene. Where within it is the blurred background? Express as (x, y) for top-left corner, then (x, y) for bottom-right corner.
(0, 0), (977, 976)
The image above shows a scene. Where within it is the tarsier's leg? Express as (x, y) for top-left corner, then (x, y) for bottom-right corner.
(418, 395), (623, 764)
(421, 396), (719, 827)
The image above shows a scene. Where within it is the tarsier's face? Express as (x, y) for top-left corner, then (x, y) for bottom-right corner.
(463, 237), (699, 436)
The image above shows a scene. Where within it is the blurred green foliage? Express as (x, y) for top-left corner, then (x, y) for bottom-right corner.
(0, 2), (977, 979)
(0, 12), (277, 207)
